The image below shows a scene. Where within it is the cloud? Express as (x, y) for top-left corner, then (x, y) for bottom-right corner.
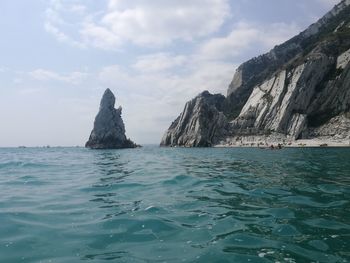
(29, 69), (88, 84)
(314, 0), (340, 8)
(44, 0), (89, 48)
(40, 0), (325, 145)
(79, 22), (121, 50)
(97, 57), (234, 143)
(44, 21), (86, 48)
(70, 4), (87, 14)
(199, 22), (301, 60)
(99, 58), (234, 99)
(99, 0), (230, 46)
(17, 88), (42, 95)
(132, 53), (187, 73)
(13, 78), (23, 84)
(92, 17), (303, 142)
(45, 0), (230, 49)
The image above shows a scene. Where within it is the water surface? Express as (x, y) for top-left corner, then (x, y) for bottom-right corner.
(0, 146), (349, 262)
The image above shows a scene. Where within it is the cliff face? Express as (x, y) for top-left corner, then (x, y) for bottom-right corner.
(86, 89), (137, 149)
(161, 0), (350, 147)
(233, 46), (350, 140)
(225, 0), (350, 118)
(160, 91), (228, 147)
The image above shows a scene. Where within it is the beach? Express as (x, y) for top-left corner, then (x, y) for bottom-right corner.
(215, 135), (350, 148)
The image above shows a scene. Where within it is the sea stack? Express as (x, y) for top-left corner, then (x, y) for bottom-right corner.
(86, 89), (137, 149)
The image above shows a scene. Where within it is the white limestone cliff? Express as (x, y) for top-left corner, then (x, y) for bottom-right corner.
(161, 0), (350, 147)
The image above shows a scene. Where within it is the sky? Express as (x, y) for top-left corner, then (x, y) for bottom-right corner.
(0, 0), (340, 147)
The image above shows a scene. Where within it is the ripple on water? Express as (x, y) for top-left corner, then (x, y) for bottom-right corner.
(0, 147), (349, 262)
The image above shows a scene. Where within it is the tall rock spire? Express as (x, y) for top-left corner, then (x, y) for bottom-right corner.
(85, 89), (137, 149)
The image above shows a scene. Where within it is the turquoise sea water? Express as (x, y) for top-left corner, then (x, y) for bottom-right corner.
(0, 146), (349, 263)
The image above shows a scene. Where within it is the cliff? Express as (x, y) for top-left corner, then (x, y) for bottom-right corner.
(160, 91), (227, 147)
(86, 89), (137, 149)
(161, 0), (350, 147)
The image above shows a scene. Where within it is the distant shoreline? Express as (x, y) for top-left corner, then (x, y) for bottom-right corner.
(214, 138), (350, 148)
(1, 141), (350, 149)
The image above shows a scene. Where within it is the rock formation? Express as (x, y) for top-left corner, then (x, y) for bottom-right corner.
(161, 0), (350, 147)
(160, 91), (228, 147)
(86, 89), (137, 149)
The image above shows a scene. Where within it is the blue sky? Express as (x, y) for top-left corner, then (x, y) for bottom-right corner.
(0, 0), (339, 146)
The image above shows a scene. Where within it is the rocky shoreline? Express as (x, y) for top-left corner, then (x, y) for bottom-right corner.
(214, 137), (350, 148)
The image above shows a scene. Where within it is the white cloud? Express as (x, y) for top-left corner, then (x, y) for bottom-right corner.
(92, 17), (302, 142)
(70, 4), (87, 14)
(80, 22), (121, 50)
(99, 59), (234, 100)
(45, 0), (230, 49)
(17, 88), (42, 95)
(44, 0), (88, 48)
(44, 21), (86, 48)
(29, 69), (88, 85)
(47, 0), (87, 15)
(261, 23), (302, 47)
(199, 22), (301, 60)
(97, 58), (234, 143)
(13, 78), (23, 84)
(314, 0), (340, 8)
(40, 0), (323, 145)
(132, 53), (187, 73)
(101, 0), (229, 46)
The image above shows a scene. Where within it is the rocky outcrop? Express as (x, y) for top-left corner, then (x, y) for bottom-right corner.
(232, 51), (335, 139)
(161, 0), (350, 147)
(225, 0), (350, 119)
(309, 113), (350, 140)
(160, 91), (228, 147)
(86, 89), (137, 149)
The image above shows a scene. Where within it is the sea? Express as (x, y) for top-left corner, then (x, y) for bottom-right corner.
(0, 146), (349, 263)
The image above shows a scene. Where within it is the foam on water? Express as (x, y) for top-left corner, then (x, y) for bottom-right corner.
(0, 146), (349, 262)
